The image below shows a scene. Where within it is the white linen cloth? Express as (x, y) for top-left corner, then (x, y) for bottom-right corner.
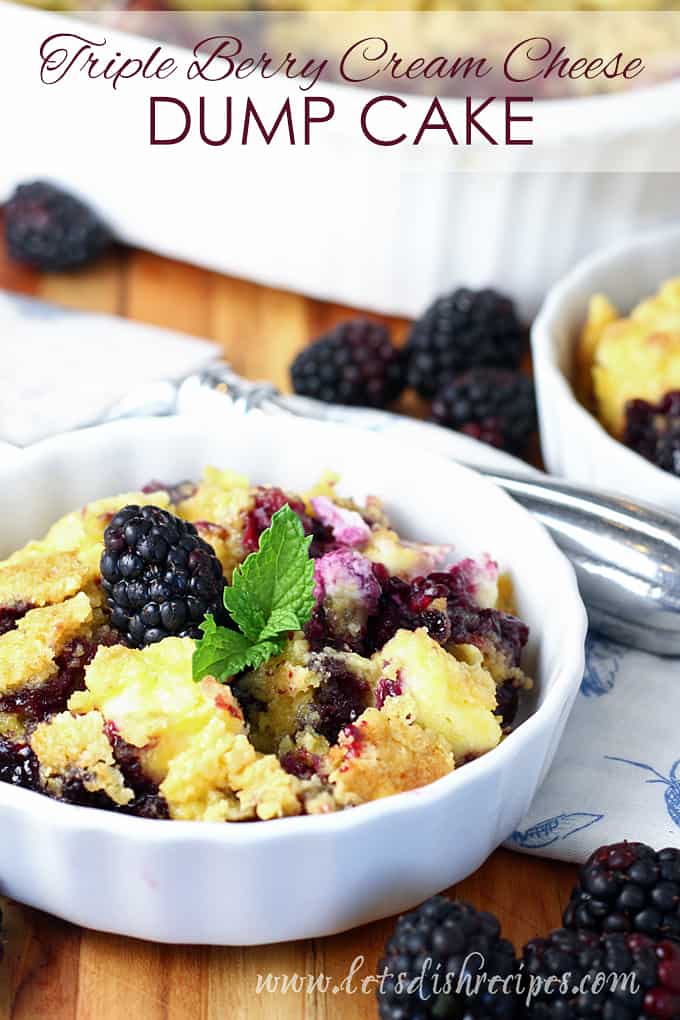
(0, 292), (218, 446)
(1, 290), (676, 864)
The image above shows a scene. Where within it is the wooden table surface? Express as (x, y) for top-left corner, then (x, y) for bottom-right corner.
(0, 235), (578, 1020)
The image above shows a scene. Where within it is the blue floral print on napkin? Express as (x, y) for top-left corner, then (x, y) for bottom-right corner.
(580, 635), (623, 698)
(510, 812), (604, 850)
(606, 756), (680, 829)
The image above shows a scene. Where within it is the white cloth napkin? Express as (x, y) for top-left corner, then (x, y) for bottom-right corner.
(1, 290), (675, 864)
(0, 292), (218, 446)
(507, 639), (680, 861)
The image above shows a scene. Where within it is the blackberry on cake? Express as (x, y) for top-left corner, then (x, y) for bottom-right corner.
(290, 320), (406, 408)
(564, 842), (680, 941)
(405, 287), (526, 398)
(377, 896), (518, 1019)
(430, 369), (537, 454)
(100, 505), (225, 647)
(522, 927), (680, 1019)
(4, 181), (112, 271)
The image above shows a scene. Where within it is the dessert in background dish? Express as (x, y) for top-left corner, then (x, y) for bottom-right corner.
(577, 277), (680, 477)
(0, 467), (531, 823)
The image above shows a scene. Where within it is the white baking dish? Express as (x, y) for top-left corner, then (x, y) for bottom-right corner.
(532, 224), (680, 513)
(3, 2), (680, 317)
(0, 414), (586, 944)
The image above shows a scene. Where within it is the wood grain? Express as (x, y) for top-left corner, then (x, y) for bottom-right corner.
(0, 235), (578, 1019)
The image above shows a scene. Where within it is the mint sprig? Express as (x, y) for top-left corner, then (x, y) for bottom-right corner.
(192, 504), (315, 683)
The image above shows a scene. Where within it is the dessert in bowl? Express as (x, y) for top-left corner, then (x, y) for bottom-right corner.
(0, 415), (586, 944)
(532, 224), (680, 513)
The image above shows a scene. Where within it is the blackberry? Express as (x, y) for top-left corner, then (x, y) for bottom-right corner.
(624, 392), (680, 477)
(290, 320), (405, 408)
(405, 288), (526, 398)
(4, 181), (112, 271)
(564, 842), (680, 942)
(100, 505), (225, 648)
(431, 369), (537, 454)
(377, 896), (518, 1019)
(522, 927), (680, 1019)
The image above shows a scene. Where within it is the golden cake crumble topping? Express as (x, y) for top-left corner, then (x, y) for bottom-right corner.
(0, 467), (532, 822)
(0, 594), (92, 698)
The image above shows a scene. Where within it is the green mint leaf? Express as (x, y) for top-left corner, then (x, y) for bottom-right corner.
(223, 504), (315, 637)
(192, 615), (285, 682)
(192, 615), (253, 681)
(192, 504), (316, 683)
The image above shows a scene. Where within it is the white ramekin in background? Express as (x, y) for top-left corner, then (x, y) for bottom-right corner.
(3, 1), (680, 318)
(0, 415), (586, 944)
(532, 225), (680, 513)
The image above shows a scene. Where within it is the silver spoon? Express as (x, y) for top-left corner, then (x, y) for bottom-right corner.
(167, 366), (680, 657)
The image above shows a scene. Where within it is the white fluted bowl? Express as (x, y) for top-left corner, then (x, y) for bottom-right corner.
(532, 224), (680, 513)
(0, 415), (586, 944)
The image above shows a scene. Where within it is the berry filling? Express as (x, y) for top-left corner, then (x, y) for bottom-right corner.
(367, 569), (528, 669)
(0, 603), (33, 637)
(141, 479), (198, 504)
(307, 654), (371, 744)
(375, 675), (403, 710)
(243, 487), (332, 557)
(624, 391), (680, 476)
(0, 636), (102, 721)
(279, 748), (321, 780)
(0, 737), (41, 791)
(307, 549), (382, 653)
(104, 722), (169, 819)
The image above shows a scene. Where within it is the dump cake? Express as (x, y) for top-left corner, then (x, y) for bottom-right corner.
(577, 277), (680, 477)
(0, 469), (532, 822)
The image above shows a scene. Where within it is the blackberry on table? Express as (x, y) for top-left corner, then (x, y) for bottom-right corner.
(290, 320), (405, 408)
(377, 896), (518, 1019)
(522, 927), (680, 1019)
(430, 369), (537, 454)
(564, 842), (680, 942)
(100, 505), (225, 648)
(405, 287), (526, 398)
(4, 181), (112, 271)
(624, 392), (680, 477)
